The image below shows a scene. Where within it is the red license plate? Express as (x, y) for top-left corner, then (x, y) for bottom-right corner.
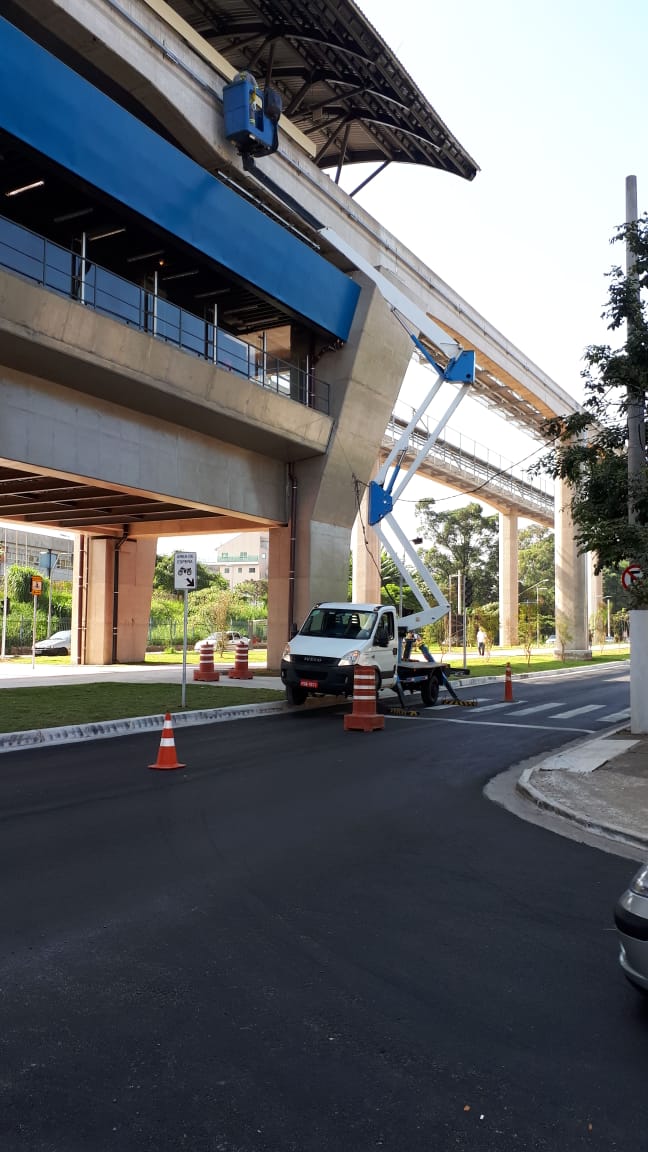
(300, 679), (318, 689)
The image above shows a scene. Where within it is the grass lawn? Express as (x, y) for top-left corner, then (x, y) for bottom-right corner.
(451, 649), (630, 678)
(0, 682), (285, 734)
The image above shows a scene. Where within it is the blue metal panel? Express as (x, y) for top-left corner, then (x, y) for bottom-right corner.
(0, 17), (360, 341)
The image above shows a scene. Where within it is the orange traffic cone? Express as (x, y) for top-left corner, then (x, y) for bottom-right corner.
(504, 662), (513, 702)
(344, 665), (384, 732)
(148, 712), (186, 770)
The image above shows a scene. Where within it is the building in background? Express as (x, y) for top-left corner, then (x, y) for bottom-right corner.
(208, 533), (269, 589)
(0, 527), (74, 583)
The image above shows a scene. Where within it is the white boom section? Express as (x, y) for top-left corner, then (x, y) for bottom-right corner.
(321, 228), (476, 632)
(373, 516), (450, 630)
(376, 377), (473, 502)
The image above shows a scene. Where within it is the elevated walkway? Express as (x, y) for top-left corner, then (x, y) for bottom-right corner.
(382, 414), (554, 525)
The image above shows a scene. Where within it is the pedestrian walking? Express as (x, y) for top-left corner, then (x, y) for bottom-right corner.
(477, 626), (487, 657)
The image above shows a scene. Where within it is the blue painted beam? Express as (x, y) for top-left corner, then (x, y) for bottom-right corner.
(0, 16), (360, 341)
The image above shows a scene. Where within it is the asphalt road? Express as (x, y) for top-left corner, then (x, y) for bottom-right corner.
(0, 664), (645, 1151)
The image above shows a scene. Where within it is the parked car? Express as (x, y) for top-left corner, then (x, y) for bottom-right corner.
(34, 629), (72, 656)
(194, 631), (249, 652)
(614, 862), (648, 994)
(545, 634), (557, 645)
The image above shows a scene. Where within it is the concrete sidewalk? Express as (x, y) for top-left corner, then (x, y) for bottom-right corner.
(517, 729), (648, 854)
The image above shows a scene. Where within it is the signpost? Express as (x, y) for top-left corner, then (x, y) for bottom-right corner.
(39, 549), (58, 637)
(174, 552), (197, 707)
(30, 575), (43, 670)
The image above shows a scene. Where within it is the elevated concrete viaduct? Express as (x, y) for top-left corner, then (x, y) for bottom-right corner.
(0, 0), (589, 664)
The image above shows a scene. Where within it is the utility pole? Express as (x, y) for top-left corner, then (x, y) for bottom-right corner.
(625, 176), (648, 732)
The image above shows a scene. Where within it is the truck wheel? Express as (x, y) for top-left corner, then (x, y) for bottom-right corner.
(421, 674), (439, 707)
(286, 684), (308, 706)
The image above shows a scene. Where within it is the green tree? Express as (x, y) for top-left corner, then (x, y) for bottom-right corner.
(153, 554), (226, 596)
(207, 590), (240, 655)
(415, 500), (499, 607)
(7, 565), (48, 603)
(379, 550), (421, 614)
(516, 526), (555, 641)
(234, 579), (268, 606)
(537, 214), (648, 603)
(518, 527), (554, 594)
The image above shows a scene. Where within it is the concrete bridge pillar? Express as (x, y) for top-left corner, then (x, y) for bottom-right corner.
(499, 512), (519, 646)
(267, 275), (413, 667)
(351, 471), (381, 603)
(71, 535), (157, 663)
(554, 477), (590, 656)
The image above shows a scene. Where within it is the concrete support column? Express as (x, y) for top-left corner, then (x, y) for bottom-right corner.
(71, 533), (86, 664)
(72, 535), (157, 664)
(498, 512), (518, 647)
(630, 611), (648, 732)
(554, 477), (590, 655)
(266, 275), (413, 668)
(351, 475), (381, 603)
(289, 329), (312, 405)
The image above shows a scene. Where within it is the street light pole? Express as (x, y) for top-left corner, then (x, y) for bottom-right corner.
(47, 548), (53, 638)
(518, 579), (549, 648)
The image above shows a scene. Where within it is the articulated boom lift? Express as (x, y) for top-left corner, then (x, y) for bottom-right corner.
(318, 228), (477, 632)
(368, 331), (476, 631)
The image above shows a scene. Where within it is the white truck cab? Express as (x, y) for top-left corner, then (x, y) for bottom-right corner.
(281, 602), (398, 705)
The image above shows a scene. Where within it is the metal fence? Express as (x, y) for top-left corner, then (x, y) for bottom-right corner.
(147, 617), (267, 649)
(0, 213), (329, 413)
(3, 615), (71, 651)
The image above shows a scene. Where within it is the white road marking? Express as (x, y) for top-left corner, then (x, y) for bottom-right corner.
(467, 701), (527, 713)
(596, 709), (630, 724)
(548, 704), (605, 719)
(387, 714), (598, 733)
(511, 702), (562, 716)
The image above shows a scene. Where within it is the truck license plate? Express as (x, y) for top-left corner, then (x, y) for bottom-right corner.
(300, 679), (318, 689)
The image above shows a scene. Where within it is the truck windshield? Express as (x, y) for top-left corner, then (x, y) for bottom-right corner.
(300, 608), (377, 640)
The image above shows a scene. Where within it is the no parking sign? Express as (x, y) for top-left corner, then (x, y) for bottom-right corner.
(621, 563), (643, 590)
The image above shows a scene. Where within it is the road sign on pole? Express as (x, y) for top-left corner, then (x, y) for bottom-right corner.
(174, 552), (197, 707)
(174, 552), (197, 591)
(30, 576), (43, 670)
(621, 563), (643, 590)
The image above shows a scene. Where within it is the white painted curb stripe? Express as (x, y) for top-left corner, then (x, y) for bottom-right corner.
(0, 701), (288, 754)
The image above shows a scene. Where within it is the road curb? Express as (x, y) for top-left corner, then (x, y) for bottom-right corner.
(516, 765), (648, 853)
(0, 700), (288, 755)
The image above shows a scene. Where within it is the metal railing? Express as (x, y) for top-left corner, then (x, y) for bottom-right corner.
(383, 409), (554, 520)
(0, 214), (329, 414)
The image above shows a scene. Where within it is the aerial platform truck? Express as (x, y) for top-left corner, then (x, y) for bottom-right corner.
(281, 230), (477, 708)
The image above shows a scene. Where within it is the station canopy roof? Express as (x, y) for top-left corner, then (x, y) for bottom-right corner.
(166, 0), (479, 186)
